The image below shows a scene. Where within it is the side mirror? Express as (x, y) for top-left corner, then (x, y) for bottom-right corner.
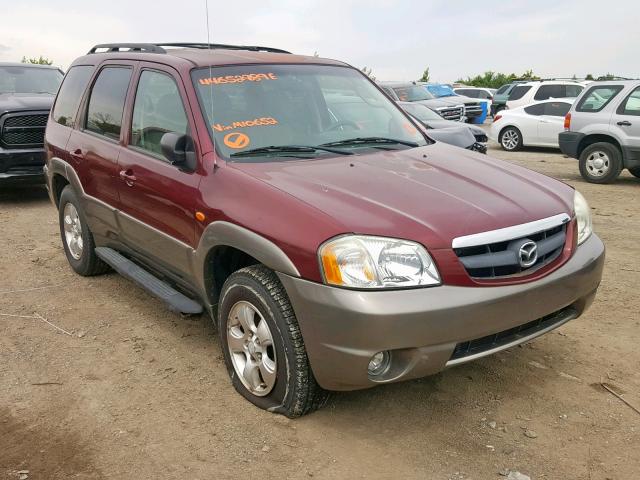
(160, 132), (197, 171)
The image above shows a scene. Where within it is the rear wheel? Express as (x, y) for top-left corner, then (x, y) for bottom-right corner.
(629, 166), (640, 178)
(58, 186), (109, 276)
(578, 142), (622, 184)
(499, 126), (523, 151)
(218, 265), (329, 417)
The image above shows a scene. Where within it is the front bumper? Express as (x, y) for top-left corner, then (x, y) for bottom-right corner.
(0, 147), (46, 186)
(558, 131), (585, 159)
(278, 234), (605, 391)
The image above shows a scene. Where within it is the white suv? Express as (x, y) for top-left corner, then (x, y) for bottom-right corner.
(506, 81), (585, 110)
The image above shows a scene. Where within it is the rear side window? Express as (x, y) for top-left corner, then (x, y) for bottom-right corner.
(52, 66), (93, 127)
(565, 85), (583, 98)
(496, 85), (510, 94)
(508, 85), (532, 101)
(576, 85), (623, 112)
(130, 70), (189, 159)
(85, 67), (132, 140)
(618, 87), (640, 116)
(544, 101), (572, 117)
(534, 84), (564, 101)
(524, 103), (545, 115)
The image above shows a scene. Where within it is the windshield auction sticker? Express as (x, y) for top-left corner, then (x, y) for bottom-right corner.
(199, 73), (278, 85)
(213, 117), (278, 132)
(223, 132), (250, 149)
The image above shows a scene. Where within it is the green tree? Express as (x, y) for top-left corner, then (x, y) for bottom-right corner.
(21, 55), (53, 65)
(456, 70), (540, 89)
(585, 74), (595, 81)
(419, 67), (430, 83)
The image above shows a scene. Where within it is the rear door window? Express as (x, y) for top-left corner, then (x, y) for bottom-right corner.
(52, 65), (94, 127)
(130, 70), (189, 159)
(544, 101), (572, 117)
(565, 84), (584, 98)
(85, 66), (132, 140)
(508, 85), (532, 100)
(524, 103), (545, 115)
(534, 84), (563, 100)
(618, 87), (640, 116)
(576, 85), (623, 112)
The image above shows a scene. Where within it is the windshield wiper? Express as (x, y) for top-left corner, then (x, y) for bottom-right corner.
(320, 137), (419, 148)
(230, 145), (353, 158)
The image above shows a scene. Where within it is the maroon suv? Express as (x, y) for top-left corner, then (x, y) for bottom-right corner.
(45, 43), (605, 417)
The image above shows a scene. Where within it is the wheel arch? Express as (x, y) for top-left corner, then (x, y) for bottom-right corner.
(196, 221), (300, 308)
(577, 134), (622, 159)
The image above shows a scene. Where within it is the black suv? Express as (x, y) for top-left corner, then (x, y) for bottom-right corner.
(0, 62), (63, 186)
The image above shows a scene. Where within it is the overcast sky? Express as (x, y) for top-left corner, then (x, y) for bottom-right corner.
(1, 0), (638, 82)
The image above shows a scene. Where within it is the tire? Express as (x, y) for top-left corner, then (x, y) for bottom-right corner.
(578, 142), (623, 184)
(218, 265), (329, 417)
(629, 166), (640, 178)
(499, 126), (523, 151)
(58, 186), (109, 276)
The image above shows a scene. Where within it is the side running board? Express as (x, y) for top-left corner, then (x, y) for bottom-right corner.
(95, 247), (203, 315)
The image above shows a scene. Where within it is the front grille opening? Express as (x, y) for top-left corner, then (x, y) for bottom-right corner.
(455, 223), (567, 279)
(450, 306), (577, 361)
(1, 113), (48, 148)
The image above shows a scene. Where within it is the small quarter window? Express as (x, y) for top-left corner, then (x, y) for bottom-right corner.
(508, 85), (532, 101)
(52, 66), (93, 127)
(130, 70), (189, 158)
(85, 67), (132, 140)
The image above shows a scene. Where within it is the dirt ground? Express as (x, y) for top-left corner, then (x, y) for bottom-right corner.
(1, 139), (639, 480)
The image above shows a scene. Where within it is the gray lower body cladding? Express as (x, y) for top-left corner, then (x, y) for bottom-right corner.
(278, 234), (605, 391)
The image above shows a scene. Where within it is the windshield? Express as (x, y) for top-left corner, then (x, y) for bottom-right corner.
(390, 85), (434, 102)
(192, 65), (426, 160)
(399, 102), (442, 122)
(425, 84), (456, 98)
(0, 66), (63, 94)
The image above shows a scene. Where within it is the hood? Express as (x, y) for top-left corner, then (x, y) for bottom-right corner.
(426, 127), (476, 149)
(412, 98), (461, 109)
(426, 119), (465, 129)
(0, 93), (54, 115)
(231, 144), (574, 249)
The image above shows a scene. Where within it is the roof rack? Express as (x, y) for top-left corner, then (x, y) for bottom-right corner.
(87, 43), (291, 55)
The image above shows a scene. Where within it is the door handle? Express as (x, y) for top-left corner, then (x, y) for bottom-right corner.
(617, 120), (632, 126)
(119, 169), (137, 187)
(69, 148), (84, 160)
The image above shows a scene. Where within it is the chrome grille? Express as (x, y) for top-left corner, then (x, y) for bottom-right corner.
(453, 215), (570, 279)
(0, 112), (48, 148)
(463, 102), (483, 118)
(436, 106), (463, 121)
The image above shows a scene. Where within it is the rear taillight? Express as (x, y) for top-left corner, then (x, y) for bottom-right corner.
(494, 114), (502, 122)
(564, 113), (571, 131)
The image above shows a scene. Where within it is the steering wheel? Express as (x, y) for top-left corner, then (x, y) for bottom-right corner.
(327, 120), (360, 132)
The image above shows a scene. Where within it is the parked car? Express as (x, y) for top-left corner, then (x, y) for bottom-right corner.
(46, 42), (604, 417)
(0, 62), (63, 187)
(559, 80), (640, 183)
(423, 83), (484, 122)
(506, 80), (584, 110)
(379, 81), (465, 121)
(398, 101), (487, 153)
(454, 86), (496, 115)
(491, 81), (526, 116)
(490, 99), (574, 151)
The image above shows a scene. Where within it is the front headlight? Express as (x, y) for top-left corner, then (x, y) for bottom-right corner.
(574, 190), (593, 245)
(319, 235), (441, 289)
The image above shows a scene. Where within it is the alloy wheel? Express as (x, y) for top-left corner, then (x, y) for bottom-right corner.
(501, 129), (519, 150)
(227, 300), (277, 396)
(63, 203), (83, 260)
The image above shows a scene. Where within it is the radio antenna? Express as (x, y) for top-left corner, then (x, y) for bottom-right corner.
(205, 0), (216, 161)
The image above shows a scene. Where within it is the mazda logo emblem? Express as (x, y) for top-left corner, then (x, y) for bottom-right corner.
(518, 241), (538, 268)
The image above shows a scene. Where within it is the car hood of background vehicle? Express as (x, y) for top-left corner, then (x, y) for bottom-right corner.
(231, 143), (574, 249)
(427, 120), (486, 138)
(0, 93), (54, 115)
(425, 126), (476, 149)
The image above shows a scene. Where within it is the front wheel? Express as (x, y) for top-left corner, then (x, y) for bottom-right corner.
(578, 142), (622, 184)
(218, 265), (329, 417)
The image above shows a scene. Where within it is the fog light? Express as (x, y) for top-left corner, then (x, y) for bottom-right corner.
(368, 351), (390, 376)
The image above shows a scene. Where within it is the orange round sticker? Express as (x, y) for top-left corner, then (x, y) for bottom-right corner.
(223, 132), (250, 149)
